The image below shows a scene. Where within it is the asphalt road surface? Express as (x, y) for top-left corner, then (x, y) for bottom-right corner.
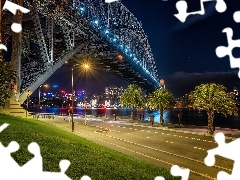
(39, 116), (235, 180)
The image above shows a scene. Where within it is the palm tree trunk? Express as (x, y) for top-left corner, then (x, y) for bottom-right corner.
(159, 107), (164, 125)
(207, 111), (215, 135)
(130, 108), (134, 122)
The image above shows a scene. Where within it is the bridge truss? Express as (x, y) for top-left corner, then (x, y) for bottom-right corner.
(3, 0), (160, 104)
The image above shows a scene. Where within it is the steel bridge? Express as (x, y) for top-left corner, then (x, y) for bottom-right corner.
(2, 0), (160, 104)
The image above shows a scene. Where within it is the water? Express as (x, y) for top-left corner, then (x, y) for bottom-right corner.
(28, 107), (240, 129)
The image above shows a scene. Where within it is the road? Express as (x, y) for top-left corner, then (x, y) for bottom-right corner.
(38, 116), (235, 180)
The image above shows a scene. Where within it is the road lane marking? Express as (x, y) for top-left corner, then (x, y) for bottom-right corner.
(91, 129), (231, 173)
(63, 121), (218, 145)
(92, 134), (214, 179)
(52, 122), (223, 179)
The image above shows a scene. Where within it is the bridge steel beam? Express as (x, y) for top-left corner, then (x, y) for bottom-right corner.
(19, 40), (89, 103)
(19, 0), (160, 99)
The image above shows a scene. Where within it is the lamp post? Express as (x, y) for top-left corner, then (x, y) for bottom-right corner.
(71, 64), (78, 132)
(71, 62), (90, 131)
(26, 90), (30, 118)
(84, 103), (87, 125)
(39, 84), (42, 108)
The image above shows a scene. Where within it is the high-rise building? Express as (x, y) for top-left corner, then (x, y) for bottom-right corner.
(105, 85), (124, 105)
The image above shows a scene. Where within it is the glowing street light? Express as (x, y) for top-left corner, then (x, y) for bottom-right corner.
(71, 63), (90, 132)
(83, 63), (90, 69)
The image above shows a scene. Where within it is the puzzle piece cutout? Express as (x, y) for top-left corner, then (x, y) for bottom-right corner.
(3, 0), (30, 33)
(0, 44), (7, 52)
(154, 165), (190, 180)
(105, 0), (118, 3)
(174, 0), (227, 22)
(0, 0), (30, 52)
(204, 132), (240, 180)
(0, 123), (9, 133)
(0, 141), (21, 178)
(233, 11), (240, 23)
(215, 27), (240, 78)
(0, 124), (92, 179)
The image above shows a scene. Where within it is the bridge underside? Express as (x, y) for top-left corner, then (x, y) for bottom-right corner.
(2, 0), (160, 104)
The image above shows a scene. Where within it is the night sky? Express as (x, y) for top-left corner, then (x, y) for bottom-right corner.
(47, 0), (240, 97)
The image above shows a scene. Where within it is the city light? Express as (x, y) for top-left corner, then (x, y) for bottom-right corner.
(117, 54), (124, 61)
(105, 29), (109, 34)
(94, 20), (99, 25)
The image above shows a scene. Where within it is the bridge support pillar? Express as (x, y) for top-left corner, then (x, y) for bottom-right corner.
(0, 0), (5, 62)
(10, 0), (23, 101)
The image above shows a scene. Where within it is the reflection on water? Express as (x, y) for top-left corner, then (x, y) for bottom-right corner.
(28, 107), (240, 129)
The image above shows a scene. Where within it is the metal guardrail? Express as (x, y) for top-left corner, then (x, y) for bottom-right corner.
(32, 113), (55, 119)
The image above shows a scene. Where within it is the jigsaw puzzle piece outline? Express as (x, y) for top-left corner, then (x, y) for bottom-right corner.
(174, 0), (227, 23)
(216, 28), (240, 78)
(3, 0), (30, 15)
(204, 132), (240, 180)
(105, 0), (118, 3)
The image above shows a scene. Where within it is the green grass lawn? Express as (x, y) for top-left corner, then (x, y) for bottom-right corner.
(0, 114), (179, 180)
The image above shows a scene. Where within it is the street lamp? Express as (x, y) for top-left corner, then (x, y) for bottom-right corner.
(71, 64), (79, 132)
(39, 85), (42, 108)
(71, 62), (91, 132)
(84, 103), (87, 125)
(26, 90), (30, 118)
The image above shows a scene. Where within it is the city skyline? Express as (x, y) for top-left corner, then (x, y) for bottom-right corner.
(34, 82), (240, 98)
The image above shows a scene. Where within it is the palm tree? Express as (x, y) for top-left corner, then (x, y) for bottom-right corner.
(120, 84), (145, 121)
(147, 88), (175, 125)
(189, 83), (238, 135)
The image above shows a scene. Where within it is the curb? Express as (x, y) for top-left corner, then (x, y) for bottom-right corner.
(118, 121), (239, 139)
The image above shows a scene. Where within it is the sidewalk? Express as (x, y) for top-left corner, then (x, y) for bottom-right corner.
(117, 119), (240, 139)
